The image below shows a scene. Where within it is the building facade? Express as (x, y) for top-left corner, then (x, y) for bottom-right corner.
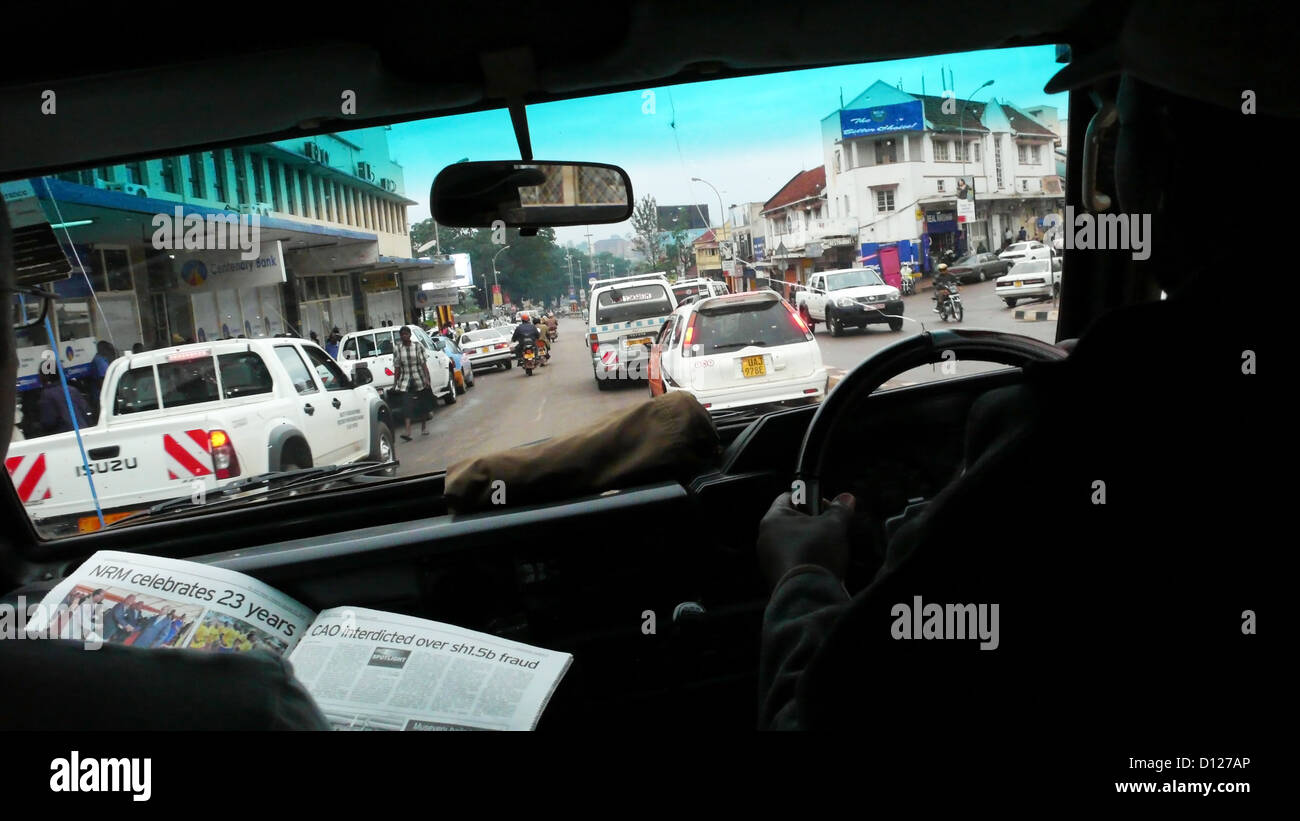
(22, 127), (456, 390)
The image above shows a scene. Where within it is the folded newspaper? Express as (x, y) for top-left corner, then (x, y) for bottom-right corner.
(24, 550), (573, 731)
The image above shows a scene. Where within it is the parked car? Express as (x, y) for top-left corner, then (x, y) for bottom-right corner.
(995, 256), (1063, 307)
(429, 335), (475, 390)
(998, 241), (1052, 267)
(648, 290), (827, 419)
(948, 252), (1011, 283)
(796, 267), (902, 336)
(4, 339), (392, 537)
(336, 325), (456, 403)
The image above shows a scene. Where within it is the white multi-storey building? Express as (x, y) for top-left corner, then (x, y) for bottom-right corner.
(820, 80), (1064, 279)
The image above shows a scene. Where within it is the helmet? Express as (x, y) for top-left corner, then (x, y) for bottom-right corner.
(937, 264), (948, 272)
(520, 312), (529, 322)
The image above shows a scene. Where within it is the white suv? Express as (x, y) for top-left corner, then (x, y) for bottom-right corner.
(336, 325), (456, 404)
(648, 291), (828, 418)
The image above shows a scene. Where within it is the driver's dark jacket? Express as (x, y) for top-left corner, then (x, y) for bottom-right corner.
(757, 270), (1264, 733)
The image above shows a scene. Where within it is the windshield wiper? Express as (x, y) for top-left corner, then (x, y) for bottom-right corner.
(107, 460), (399, 527)
(712, 340), (769, 350)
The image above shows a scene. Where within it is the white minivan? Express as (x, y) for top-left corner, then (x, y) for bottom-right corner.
(587, 274), (678, 390)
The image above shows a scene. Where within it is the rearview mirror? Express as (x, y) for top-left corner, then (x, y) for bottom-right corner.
(431, 161), (632, 228)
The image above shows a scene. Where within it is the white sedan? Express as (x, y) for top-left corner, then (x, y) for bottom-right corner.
(458, 327), (516, 371)
(995, 257), (1062, 307)
(648, 291), (828, 420)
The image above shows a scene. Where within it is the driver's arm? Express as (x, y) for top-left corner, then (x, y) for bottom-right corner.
(756, 492), (856, 730)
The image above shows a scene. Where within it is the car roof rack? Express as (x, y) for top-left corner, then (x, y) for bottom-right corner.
(588, 273), (670, 289)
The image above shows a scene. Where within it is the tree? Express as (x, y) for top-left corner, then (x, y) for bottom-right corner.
(630, 195), (664, 272)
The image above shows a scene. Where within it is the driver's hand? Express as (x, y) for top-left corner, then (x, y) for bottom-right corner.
(757, 491), (856, 589)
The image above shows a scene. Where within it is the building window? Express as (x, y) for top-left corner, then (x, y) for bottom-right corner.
(233, 150), (248, 205)
(875, 189), (895, 212)
(1021, 179), (1029, 191)
(252, 155), (266, 204)
(934, 139), (949, 162)
(187, 154), (204, 198)
(283, 165), (297, 214)
(209, 151), (227, 203)
(1018, 143), (1029, 164)
(1029, 144), (1041, 165)
(973, 141), (981, 162)
(937, 179), (945, 192)
(994, 138), (1004, 189)
(875, 139), (897, 164)
(160, 158), (179, 194)
(834, 150), (841, 174)
(266, 160), (281, 210)
(125, 162), (145, 185)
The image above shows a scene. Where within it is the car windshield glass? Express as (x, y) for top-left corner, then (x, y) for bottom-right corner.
(595, 284), (672, 324)
(4, 43), (1067, 540)
(696, 300), (806, 350)
(824, 270), (884, 290)
(1013, 261), (1050, 274)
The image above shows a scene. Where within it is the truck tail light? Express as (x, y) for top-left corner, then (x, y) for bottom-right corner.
(209, 429), (240, 479)
(590, 333), (599, 353)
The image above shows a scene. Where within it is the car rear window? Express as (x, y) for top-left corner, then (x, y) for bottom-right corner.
(114, 367), (160, 414)
(462, 330), (504, 344)
(1013, 261), (1050, 274)
(218, 352), (273, 398)
(158, 357), (219, 408)
(693, 299), (807, 351)
(596, 284), (672, 325)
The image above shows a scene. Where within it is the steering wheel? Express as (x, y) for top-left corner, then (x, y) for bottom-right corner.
(795, 328), (1068, 515)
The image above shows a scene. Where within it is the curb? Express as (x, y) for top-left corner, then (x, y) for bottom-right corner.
(1014, 308), (1058, 321)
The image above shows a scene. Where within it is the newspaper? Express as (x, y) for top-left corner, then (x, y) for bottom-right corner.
(25, 551), (573, 731)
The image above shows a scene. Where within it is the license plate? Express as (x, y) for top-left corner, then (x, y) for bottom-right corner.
(627, 337), (652, 347)
(1013, 281), (1023, 287)
(524, 351), (534, 359)
(479, 347), (489, 354)
(741, 355), (766, 378)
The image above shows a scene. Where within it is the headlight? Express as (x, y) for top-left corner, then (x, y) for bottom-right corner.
(836, 297), (856, 308)
(887, 290), (900, 301)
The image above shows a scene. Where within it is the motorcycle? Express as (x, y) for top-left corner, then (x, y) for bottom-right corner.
(936, 282), (964, 323)
(547, 325), (557, 343)
(899, 265), (916, 296)
(520, 340), (538, 376)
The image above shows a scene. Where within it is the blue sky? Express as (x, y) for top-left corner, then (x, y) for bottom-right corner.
(383, 45), (1068, 247)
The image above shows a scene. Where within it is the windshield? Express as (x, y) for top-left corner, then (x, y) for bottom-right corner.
(1011, 260), (1050, 274)
(4, 44), (1068, 539)
(695, 299), (807, 350)
(824, 270), (885, 291)
(595, 284), (672, 325)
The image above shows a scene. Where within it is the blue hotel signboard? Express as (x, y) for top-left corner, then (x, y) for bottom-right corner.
(840, 100), (925, 138)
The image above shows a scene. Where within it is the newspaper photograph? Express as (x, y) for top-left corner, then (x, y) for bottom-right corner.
(291, 607), (573, 731)
(24, 550), (315, 655)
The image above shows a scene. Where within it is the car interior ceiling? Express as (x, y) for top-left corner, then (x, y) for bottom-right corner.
(0, 0), (1240, 730)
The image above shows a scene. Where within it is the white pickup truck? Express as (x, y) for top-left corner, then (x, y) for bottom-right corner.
(5, 338), (393, 537)
(796, 267), (903, 336)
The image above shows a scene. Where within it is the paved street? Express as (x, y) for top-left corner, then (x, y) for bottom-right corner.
(395, 281), (1060, 476)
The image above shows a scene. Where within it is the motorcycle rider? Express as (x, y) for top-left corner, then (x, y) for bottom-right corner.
(932, 263), (959, 314)
(511, 312), (542, 364)
(544, 312), (558, 341)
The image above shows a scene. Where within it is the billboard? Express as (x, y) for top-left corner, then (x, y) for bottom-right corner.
(450, 252), (472, 288)
(170, 241), (286, 293)
(840, 100), (925, 138)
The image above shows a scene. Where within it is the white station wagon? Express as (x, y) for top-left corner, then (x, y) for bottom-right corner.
(648, 290), (828, 419)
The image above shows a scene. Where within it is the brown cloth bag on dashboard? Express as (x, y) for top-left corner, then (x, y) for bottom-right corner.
(444, 391), (721, 513)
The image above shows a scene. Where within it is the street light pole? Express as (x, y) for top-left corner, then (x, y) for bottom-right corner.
(691, 177), (728, 287)
(491, 244), (511, 310)
(959, 80), (995, 257)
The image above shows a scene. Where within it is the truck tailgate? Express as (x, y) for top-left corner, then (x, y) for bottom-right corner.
(7, 421), (217, 523)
